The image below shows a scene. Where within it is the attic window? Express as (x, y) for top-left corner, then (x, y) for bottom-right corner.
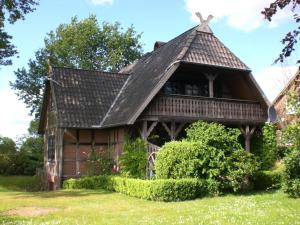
(48, 135), (55, 161)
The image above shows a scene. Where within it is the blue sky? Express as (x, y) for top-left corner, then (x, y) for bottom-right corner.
(0, 0), (298, 139)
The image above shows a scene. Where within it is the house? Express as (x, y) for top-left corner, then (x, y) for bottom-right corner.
(272, 70), (300, 128)
(39, 17), (269, 189)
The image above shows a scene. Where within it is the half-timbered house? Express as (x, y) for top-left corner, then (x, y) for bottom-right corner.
(39, 19), (269, 189)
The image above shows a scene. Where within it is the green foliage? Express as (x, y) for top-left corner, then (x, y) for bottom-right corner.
(253, 170), (282, 190)
(186, 121), (243, 153)
(86, 149), (113, 176)
(282, 150), (300, 198)
(282, 122), (300, 150)
(155, 141), (227, 181)
(63, 176), (114, 191)
(64, 175), (207, 202)
(0, 175), (41, 192)
(227, 150), (259, 192)
(0, 0), (38, 66)
(120, 137), (147, 178)
(0, 136), (16, 154)
(155, 122), (259, 193)
(11, 15), (143, 117)
(261, 123), (278, 169)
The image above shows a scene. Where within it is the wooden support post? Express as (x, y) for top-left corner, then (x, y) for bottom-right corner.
(76, 129), (80, 177)
(174, 122), (186, 139)
(141, 121), (148, 140)
(58, 128), (64, 188)
(240, 125), (256, 152)
(205, 73), (217, 98)
(140, 121), (158, 141)
(162, 122), (185, 140)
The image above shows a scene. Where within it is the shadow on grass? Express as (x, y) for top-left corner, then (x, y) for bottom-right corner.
(11, 188), (115, 199)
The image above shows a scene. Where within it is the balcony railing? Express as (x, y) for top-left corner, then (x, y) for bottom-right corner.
(142, 94), (267, 123)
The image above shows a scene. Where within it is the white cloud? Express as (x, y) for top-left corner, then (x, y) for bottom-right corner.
(184, 0), (293, 32)
(0, 90), (33, 140)
(253, 66), (298, 102)
(89, 0), (113, 5)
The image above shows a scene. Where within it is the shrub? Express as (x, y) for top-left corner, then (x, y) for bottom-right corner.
(155, 141), (227, 181)
(282, 150), (300, 198)
(63, 175), (114, 190)
(185, 121), (243, 153)
(253, 170), (282, 190)
(261, 123), (277, 169)
(120, 138), (147, 178)
(86, 149), (113, 176)
(64, 176), (207, 201)
(155, 142), (259, 193)
(227, 150), (259, 192)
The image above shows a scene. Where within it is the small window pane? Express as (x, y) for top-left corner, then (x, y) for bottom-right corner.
(48, 136), (55, 161)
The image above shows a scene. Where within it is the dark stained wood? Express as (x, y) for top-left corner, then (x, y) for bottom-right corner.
(142, 94), (267, 124)
(240, 125), (256, 152)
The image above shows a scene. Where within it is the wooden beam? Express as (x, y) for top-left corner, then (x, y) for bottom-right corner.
(75, 129), (80, 176)
(174, 122), (186, 139)
(140, 121), (148, 140)
(162, 122), (172, 139)
(204, 73), (217, 98)
(147, 121), (158, 138)
(240, 125), (256, 152)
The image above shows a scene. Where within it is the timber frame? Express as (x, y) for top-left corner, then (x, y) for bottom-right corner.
(39, 21), (269, 189)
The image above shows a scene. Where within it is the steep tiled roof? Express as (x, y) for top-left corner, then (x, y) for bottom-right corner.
(50, 67), (129, 128)
(101, 26), (250, 127)
(41, 24), (258, 130)
(183, 32), (249, 70)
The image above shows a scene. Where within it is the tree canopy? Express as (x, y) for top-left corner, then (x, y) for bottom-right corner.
(0, 0), (39, 66)
(0, 136), (16, 154)
(10, 15), (143, 117)
(262, 0), (300, 64)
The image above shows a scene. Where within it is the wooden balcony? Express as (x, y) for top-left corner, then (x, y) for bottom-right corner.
(141, 94), (268, 124)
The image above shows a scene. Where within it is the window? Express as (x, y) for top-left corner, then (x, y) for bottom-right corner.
(48, 136), (55, 161)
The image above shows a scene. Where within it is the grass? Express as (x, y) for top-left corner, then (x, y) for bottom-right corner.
(0, 176), (300, 225)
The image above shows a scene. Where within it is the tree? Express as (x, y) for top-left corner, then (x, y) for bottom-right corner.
(262, 0), (300, 64)
(10, 15), (143, 117)
(0, 0), (39, 66)
(0, 136), (16, 154)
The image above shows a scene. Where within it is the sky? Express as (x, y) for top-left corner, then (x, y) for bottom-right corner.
(0, 0), (299, 140)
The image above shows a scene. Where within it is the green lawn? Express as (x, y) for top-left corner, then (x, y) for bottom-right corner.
(0, 176), (300, 225)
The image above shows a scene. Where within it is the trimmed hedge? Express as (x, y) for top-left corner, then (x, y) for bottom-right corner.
(64, 176), (207, 201)
(253, 170), (282, 190)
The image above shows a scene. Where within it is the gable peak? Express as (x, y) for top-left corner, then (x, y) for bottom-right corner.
(195, 12), (213, 33)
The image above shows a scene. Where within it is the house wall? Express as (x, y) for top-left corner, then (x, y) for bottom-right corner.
(43, 93), (62, 190)
(273, 75), (299, 128)
(62, 128), (125, 180)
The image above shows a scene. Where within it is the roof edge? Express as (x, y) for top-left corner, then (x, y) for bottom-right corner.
(271, 69), (300, 106)
(128, 62), (180, 125)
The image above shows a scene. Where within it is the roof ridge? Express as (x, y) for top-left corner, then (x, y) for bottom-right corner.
(176, 27), (198, 61)
(97, 74), (132, 127)
(272, 69), (300, 105)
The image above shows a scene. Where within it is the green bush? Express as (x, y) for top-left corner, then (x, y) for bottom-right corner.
(261, 123), (277, 169)
(227, 150), (259, 192)
(253, 170), (282, 190)
(86, 149), (113, 176)
(155, 141), (227, 181)
(64, 176), (207, 202)
(155, 122), (259, 193)
(185, 121), (243, 153)
(282, 150), (300, 198)
(120, 138), (147, 178)
(63, 175), (114, 190)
